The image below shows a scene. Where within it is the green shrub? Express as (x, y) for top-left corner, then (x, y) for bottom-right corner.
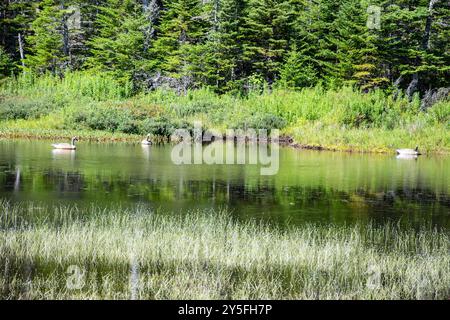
(427, 101), (450, 125)
(139, 116), (180, 137)
(66, 103), (135, 132)
(174, 101), (219, 117)
(0, 97), (60, 120)
(338, 98), (386, 128)
(1, 72), (131, 100)
(232, 113), (287, 131)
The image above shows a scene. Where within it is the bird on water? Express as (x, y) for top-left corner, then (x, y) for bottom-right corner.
(396, 146), (421, 156)
(52, 137), (78, 150)
(141, 134), (152, 145)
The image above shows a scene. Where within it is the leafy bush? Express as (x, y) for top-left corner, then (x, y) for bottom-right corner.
(232, 113), (286, 131)
(66, 103), (135, 132)
(139, 116), (181, 137)
(174, 101), (213, 117)
(427, 101), (450, 125)
(338, 98), (386, 128)
(0, 97), (60, 120)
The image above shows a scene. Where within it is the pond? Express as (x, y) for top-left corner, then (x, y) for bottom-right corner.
(0, 139), (449, 229)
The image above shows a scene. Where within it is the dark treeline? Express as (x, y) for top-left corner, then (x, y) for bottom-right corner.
(0, 0), (449, 97)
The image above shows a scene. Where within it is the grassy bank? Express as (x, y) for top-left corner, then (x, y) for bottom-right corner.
(1, 72), (449, 153)
(1, 200), (449, 299)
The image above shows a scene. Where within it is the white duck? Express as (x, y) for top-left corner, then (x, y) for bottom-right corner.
(396, 146), (420, 156)
(141, 134), (152, 145)
(52, 137), (78, 150)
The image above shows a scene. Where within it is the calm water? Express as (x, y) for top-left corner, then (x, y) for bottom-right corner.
(0, 139), (449, 228)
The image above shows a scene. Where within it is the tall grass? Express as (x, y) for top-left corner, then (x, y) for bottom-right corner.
(1, 71), (132, 101)
(0, 72), (448, 152)
(1, 200), (449, 299)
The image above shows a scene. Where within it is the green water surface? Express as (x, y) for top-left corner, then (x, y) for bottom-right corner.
(0, 139), (448, 228)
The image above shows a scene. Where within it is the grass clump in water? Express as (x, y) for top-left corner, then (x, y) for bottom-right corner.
(0, 200), (449, 300)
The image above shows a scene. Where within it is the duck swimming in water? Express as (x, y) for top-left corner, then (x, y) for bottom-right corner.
(141, 134), (152, 145)
(396, 146), (421, 156)
(52, 137), (78, 150)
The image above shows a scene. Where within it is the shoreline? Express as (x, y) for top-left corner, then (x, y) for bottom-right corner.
(1, 128), (449, 155)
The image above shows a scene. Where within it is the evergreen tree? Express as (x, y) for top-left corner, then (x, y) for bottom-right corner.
(331, 0), (388, 90)
(376, 0), (449, 96)
(24, 0), (67, 74)
(293, 0), (340, 85)
(279, 44), (317, 88)
(86, 0), (152, 83)
(0, 0), (447, 96)
(0, 1), (41, 71)
(206, 0), (247, 92)
(242, 0), (291, 85)
(0, 45), (13, 77)
(152, 0), (209, 90)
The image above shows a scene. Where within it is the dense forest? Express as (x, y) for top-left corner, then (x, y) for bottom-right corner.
(0, 0), (449, 97)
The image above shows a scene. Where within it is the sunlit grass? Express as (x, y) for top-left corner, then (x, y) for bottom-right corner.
(2, 72), (132, 100)
(1, 200), (449, 299)
(1, 72), (449, 153)
(286, 123), (450, 154)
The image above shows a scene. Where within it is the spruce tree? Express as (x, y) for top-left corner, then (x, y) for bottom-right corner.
(331, 0), (388, 90)
(152, 0), (209, 90)
(287, 0), (339, 86)
(279, 44), (317, 88)
(86, 0), (151, 83)
(242, 0), (290, 85)
(209, 0), (247, 92)
(1, 0), (40, 69)
(0, 45), (13, 77)
(24, 0), (67, 74)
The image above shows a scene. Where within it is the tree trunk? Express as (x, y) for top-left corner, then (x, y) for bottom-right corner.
(422, 0), (438, 51)
(18, 33), (25, 68)
(61, 3), (70, 59)
(406, 73), (418, 99)
(392, 75), (403, 99)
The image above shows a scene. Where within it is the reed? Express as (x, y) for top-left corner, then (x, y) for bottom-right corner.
(1, 200), (448, 299)
(1, 71), (132, 101)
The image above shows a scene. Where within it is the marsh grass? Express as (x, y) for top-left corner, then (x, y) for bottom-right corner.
(2, 72), (132, 101)
(0, 200), (449, 299)
(1, 72), (449, 153)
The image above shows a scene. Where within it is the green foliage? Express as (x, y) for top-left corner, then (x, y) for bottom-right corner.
(86, 0), (152, 85)
(24, 0), (67, 74)
(67, 103), (136, 132)
(1, 75), (448, 153)
(152, 0), (209, 81)
(0, 0), (448, 96)
(233, 113), (287, 130)
(2, 72), (132, 100)
(0, 46), (13, 78)
(427, 100), (450, 125)
(242, 0), (290, 84)
(0, 96), (60, 120)
(140, 116), (181, 137)
(206, 0), (247, 92)
(279, 45), (318, 88)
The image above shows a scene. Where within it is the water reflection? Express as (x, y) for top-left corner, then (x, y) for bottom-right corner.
(14, 166), (20, 192)
(396, 154), (418, 160)
(0, 140), (449, 228)
(52, 149), (76, 161)
(141, 144), (151, 160)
